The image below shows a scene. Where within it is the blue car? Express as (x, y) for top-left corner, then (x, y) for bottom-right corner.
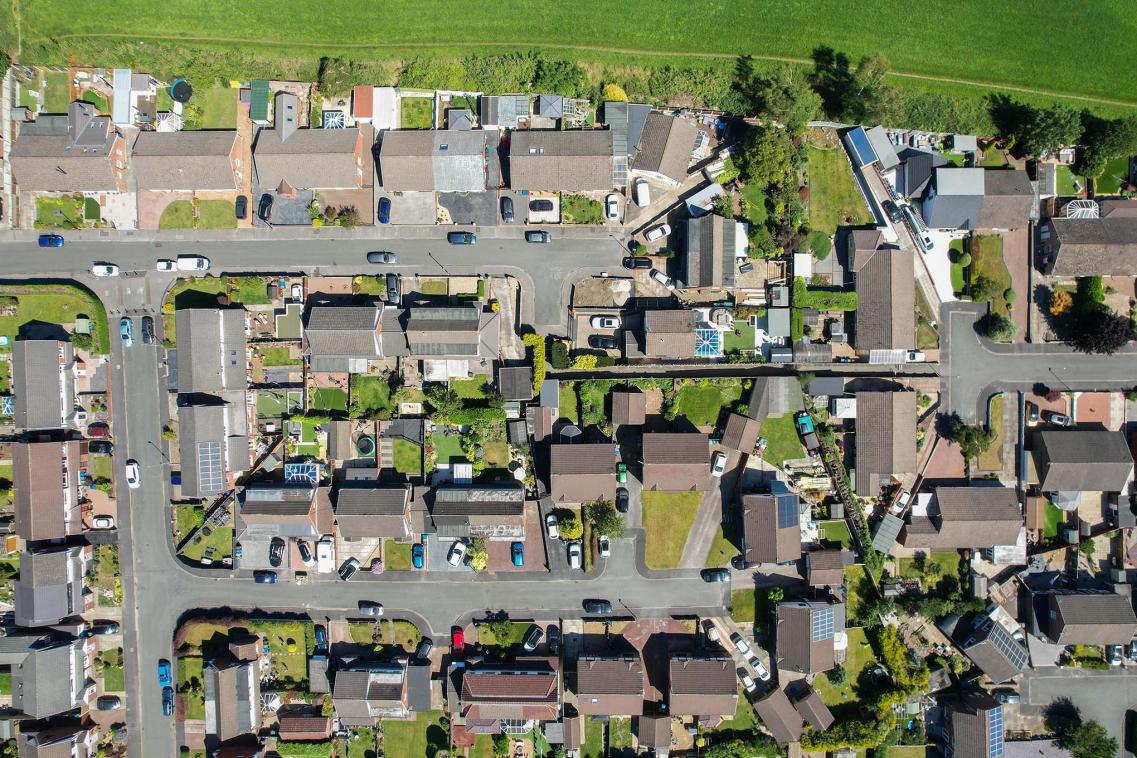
(314, 624), (328, 650)
(377, 197), (391, 224)
(162, 686), (175, 717)
(412, 543), (425, 569)
(447, 231), (476, 245)
(511, 542), (524, 567)
(37, 234), (64, 248)
(157, 659), (172, 688)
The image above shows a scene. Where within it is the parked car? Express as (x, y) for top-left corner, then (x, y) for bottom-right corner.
(415, 637), (434, 661)
(1026, 401), (1039, 424)
(176, 255), (209, 271)
(297, 539), (315, 567)
(338, 557), (360, 581)
(377, 197), (391, 224)
(650, 269), (675, 291)
(729, 632), (752, 658)
(501, 196), (515, 223)
(748, 654), (771, 681)
(511, 542), (525, 567)
(447, 231), (477, 245)
(367, 251), (397, 264)
(703, 618), (720, 642)
(605, 194), (620, 220)
(882, 199), (904, 224)
(156, 259), (175, 272)
(590, 315), (621, 329)
(162, 686), (175, 717)
(258, 193), (273, 220)
(412, 543), (425, 569)
(234, 195), (248, 220)
(588, 335), (618, 350)
(546, 624), (561, 655)
(1109, 644), (1124, 666)
(583, 599), (613, 614)
(87, 422), (110, 438)
(522, 624), (544, 652)
(644, 224), (671, 242)
(140, 315), (155, 345)
(1128, 639), (1137, 662)
(358, 600), (384, 618)
(253, 570), (277, 584)
(1042, 410), (1072, 426)
(386, 273), (401, 303)
(451, 626), (466, 653)
(545, 513), (559, 540)
(711, 451), (728, 478)
(92, 263), (120, 277)
(92, 515), (115, 529)
(700, 568), (730, 583)
(905, 350), (926, 363)
(995, 691), (1021, 704)
(37, 234), (65, 248)
(525, 230), (551, 244)
(617, 462), (627, 483)
(96, 695), (122, 711)
(82, 621), (120, 637)
(738, 261), (754, 274)
(268, 537), (286, 567)
(615, 488), (629, 513)
(567, 542), (583, 569)
(598, 535), (611, 558)
(622, 256), (652, 270)
(157, 659), (173, 688)
(739, 669), (757, 694)
(314, 624), (328, 650)
(119, 317), (134, 347)
(529, 199), (554, 212)
(447, 540), (468, 567)
(124, 459), (141, 489)
(633, 179), (650, 206)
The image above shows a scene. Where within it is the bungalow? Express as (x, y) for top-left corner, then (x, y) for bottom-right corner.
(549, 444), (616, 504)
(132, 130), (243, 193)
(641, 433), (710, 492)
(848, 230), (914, 358)
(430, 484), (526, 540)
(508, 130), (614, 192)
(403, 305), (499, 360)
(1038, 589), (1137, 646)
(745, 376), (802, 421)
(775, 600), (845, 674)
(237, 482), (328, 552)
(680, 215), (742, 290)
(333, 663), (416, 725)
(16, 724), (99, 758)
(0, 632), (91, 719)
(448, 658), (560, 734)
(277, 714), (334, 742)
(204, 658), (262, 743)
(640, 310), (696, 359)
(334, 484), (413, 542)
(1029, 429), (1133, 504)
(631, 112), (697, 186)
(378, 130), (487, 192)
(941, 691), (1004, 758)
(13, 439), (86, 543)
(667, 656), (737, 725)
(854, 391), (917, 498)
(576, 657), (645, 716)
(752, 688), (803, 744)
(720, 412), (761, 454)
(14, 546), (91, 627)
(1041, 201), (1137, 276)
(303, 305), (381, 373)
(921, 167), (1034, 231)
(900, 486), (1023, 552)
(12, 338), (77, 432)
(741, 492), (801, 566)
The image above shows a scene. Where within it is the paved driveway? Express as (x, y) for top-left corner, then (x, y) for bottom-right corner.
(439, 191), (500, 227)
(1022, 667), (1137, 756)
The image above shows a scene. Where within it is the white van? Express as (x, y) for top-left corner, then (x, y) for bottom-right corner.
(316, 537), (335, 573)
(633, 179), (650, 207)
(176, 255), (210, 271)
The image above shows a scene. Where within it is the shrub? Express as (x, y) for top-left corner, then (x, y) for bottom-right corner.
(522, 332), (546, 392)
(958, 252), (972, 267)
(1004, 288), (1016, 304)
(70, 333), (93, 351)
(602, 83), (628, 102)
(548, 340), (570, 370)
(1050, 289), (1073, 315)
(274, 741), (334, 757)
(984, 313), (1015, 342)
(556, 511), (584, 540)
(572, 354), (597, 370)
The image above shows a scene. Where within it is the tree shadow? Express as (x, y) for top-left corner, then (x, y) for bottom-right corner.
(1043, 696), (1080, 741)
(987, 94), (1032, 142)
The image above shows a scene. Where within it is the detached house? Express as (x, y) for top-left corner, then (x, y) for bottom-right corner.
(642, 433), (710, 492)
(631, 112), (697, 186)
(204, 658), (262, 743)
(303, 305), (381, 373)
(1037, 589), (1137, 646)
(639, 311), (696, 359)
(13, 440), (86, 543)
(14, 546), (91, 627)
(334, 484), (413, 542)
(848, 230), (914, 358)
(17, 724), (99, 758)
(333, 663), (420, 725)
(776, 600), (846, 674)
(576, 657), (644, 716)
(741, 492), (801, 566)
(508, 130), (614, 192)
(448, 659), (561, 735)
(430, 484), (526, 540)
(549, 444), (616, 504)
(1029, 429), (1133, 506)
(378, 130), (487, 192)
(1041, 200), (1137, 276)
(854, 391), (917, 497)
(900, 486), (1023, 553)
(680, 215), (743, 290)
(921, 167), (1034, 231)
(12, 339), (77, 432)
(667, 656), (737, 726)
(952, 614), (1028, 684)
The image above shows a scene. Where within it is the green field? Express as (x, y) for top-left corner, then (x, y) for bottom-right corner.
(10, 1), (1137, 106)
(642, 490), (702, 569)
(807, 145), (874, 235)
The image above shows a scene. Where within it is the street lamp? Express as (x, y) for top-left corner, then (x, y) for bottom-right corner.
(1048, 366), (1072, 393)
(147, 439), (170, 464)
(428, 252), (449, 275)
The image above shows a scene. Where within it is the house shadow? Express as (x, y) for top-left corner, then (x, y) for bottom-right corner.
(18, 320), (70, 341)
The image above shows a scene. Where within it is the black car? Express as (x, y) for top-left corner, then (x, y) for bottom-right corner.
(258, 193), (273, 221)
(268, 537), (286, 567)
(529, 198), (554, 212)
(82, 621), (120, 637)
(89, 440), (113, 456)
(162, 686), (175, 717)
(525, 230), (551, 244)
(583, 599), (613, 615)
(882, 199), (904, 224)
(521, 624), (544, 652)
(738, 261), (754, 274)
(141, 316), (155, 345)
(546, 624), (562, 655)
(377, 197), (391, 224)
(730, 555), (749, 570)
(622, 256), (652, 270)
(96, 695), (122, 711)
(615, 487), (629, 513)
(700, 568), (730, 583)
(386, 273), (400, 303)
(501, 196), (515, 223)
(589, 335), (618, 350)
(235, 195), (248, 220)
(253, 570), (278, 584)
(1026, 401), (1039, 424)
(297, 540), (314, 566)
(415, 637), (434, 661)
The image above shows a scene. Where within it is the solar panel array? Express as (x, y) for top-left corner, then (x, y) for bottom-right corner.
(811, 606), (835, 642)
(988, 625), (1027, 671)
(776, 496), (798, 529)
(197, 441), (223, 493)
(284, 462), (320, 483)
(694, 329), (721, 358)
(988, 705), (1004, 757)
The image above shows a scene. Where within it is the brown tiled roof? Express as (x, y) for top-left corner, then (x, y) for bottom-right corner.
(509, 130), (613, 191)
(753, 688), (804, 744)
(642, 433), (709, 492)
(13, 440), (83, 542)
(854, 391), (917, 497)
(133, 130), (238, 191)
(776, 601), (845, 674)
(805, 549), (849, 587)
(611, 391), (646, 426)
(791, 687), (834, 731)
(642, 310), (695, 358)
(847, 229), (885, 273)
(979, 169), (1033, 230)
(460, 664), (560, 722)
(950, 691), (1002, 758)
(900, 486), (1023, 550)
(576, 657), (644, 716)
(667, 657), (737, 718)
(253, 126), (366, 190)
(1032, 429), (1133, 493)
(277, 715), (332, 740)
(720, 413), (761, 454)
(741, 493), (800, 565)
(550, 444), (616, 504)
(633, 112), (696, 182)
(1048, 591), (1137, 645)
(854, 246), (915, 354)
(1047, 216), (1137, 276)
(636, 715), (673, 748)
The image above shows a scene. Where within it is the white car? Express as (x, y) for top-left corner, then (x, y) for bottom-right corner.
(447, 540), (468, 567)
(633, 178), (650, 207)
(644, 224), (671, 242)
(729, 632), (752, 658)
(545, 513), (559, 540)
(316, 537), (335, 573)
(748, 654), (772, 681)
(905, 350), (927, 363)
(605, 194), (620, 221)
(650, 269), (675, 291)
(124, 460), (141, 489)
(91, 263), (120, 277)
(156, 259), (175, 272)
(176, 255), (210, 271)
(92, 516), (115, 530)
(711, 451), (728, 478)
(739, 671), (757, 694)
(590, 315), (621, 329)
(598, 535), (611, 558)
(567, 542), (582, 569)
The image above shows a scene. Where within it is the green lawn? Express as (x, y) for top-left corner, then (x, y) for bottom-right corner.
(34, 195), (84, 229)
(393, 439), (422, 476)
(0, 284), (110, 354)
(260, 346), (301, 367)
(844, 564), (871, 620)
(174, 505), (204, 542)
(452, 375), (489, 399)
(949, 238), (967, 296)
(168, 276), (229, 309)
(354, 275), (387, 296)
(158, 200), (194, 229)
(818, 519), (852, 548)
(915, 283), (940, 350)
(1057, 164), (1085, 196)
(42, 71), (70, 114)
(610, 717), (633, 750)
(80, 89), (108, 112)
(382, 711), (448, 758)
(229, 276), (270, 305)
(419, 280), (447, 296)
(311, 387), (348, 412)
(730, 589), (756, 623)
(1095, 154), (1131, 195)
(431, 433), (465, 465)
(257, 390), (288, 417)
(343, 729), (379, 758)
(740, 181), (768, 228)
(350, 375), (395, 418)
(1043, 501), (1065, 540)
(705, 522), (739, 567)
(814, 627), (875, 706)
(561, 194), (604, 224)
(898, 551), (961, 586)
(672, 380), (743, 427)
(180, 525), (234, 563)
(0, 464), (12, 505)
(197, 87), (238, 129)
(941, 152), (967, 167)
(759, 413), (804, 467)
(978, 394), (1003, 471)
(102, 663), (125, 692)
(642, 490), (702, 569)
(0, 671), (10, 696)
(723, 319), (756, 354)
(583, 718), (604, 758)
(472, 736), (494, 758)
(980, 148), (1010, 168)
(177, 657), (205, 720)
(971, 234), (1012, 316)
(716, 689), (758, 734)
(90, 455), (113, 484)
(484, 440), (511, 468)
(400, 97), (434, 129)
(558, 382), (578, 423)
(807, 145), (873, 235)
(476, 621), (530, 648)
(251, 620), (313, 684)
(197, 199), (237, 229)
(385, 540), (413, 570)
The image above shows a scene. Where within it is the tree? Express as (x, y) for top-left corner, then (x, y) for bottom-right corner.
(1077, 114), (1137, 178)
(735, 123), (795, 189)
(70, 332), (93, 351)
(970, 274), (997, 302)
(1071, 307), (1133, 354)
(1018, 104), (1083, 157)
(754, 64), (822, 136)
(557, 511), (583, 541)
(601, 83), (628, 102)
(957, 252), (972, 267)
(828, 664), (847, 685)
(844, 53), (899, 125)
(1065, 720), (1117, 758)
(584, 500), (625, 539)
(712, 193), (734, 219)
(549, 340), (570, 370)
(983, 313), (1016, 343)
(948, 416), (996, 462)
(1050, 289), (1073, 315)
(492, 733), (511, 757)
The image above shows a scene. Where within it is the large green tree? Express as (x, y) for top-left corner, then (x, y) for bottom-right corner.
(1018, 104), (1083, 157)
(1078, 114), (1137, 178)
(1065, 720), (1118, 758)
(755, 64), (821, 136)
(844, 53), (900, 125)
(735, 123), (795, 188)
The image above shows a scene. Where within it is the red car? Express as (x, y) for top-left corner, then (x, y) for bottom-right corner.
(87, 422), (110, 438)
(451, 626), (465, 654)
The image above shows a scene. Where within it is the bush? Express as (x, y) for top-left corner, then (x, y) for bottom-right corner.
(1004, 288), (1016, 304)
(556, 511), (584, 540)
(572, 354), (597, 370)
(522, 332), (546, 392)
(602, 83), (628, 102)
(984, 313), (1015, 342)
(584, 500), (626, 539)
(548, 340), (570, 370)
(1050, 289), (1073, 315)
(275, 741), (334, 758)
(958, 252), (972, 267)
(70, 333), (93, 351)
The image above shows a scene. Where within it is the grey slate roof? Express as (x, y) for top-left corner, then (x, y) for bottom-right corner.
(746, 376), (803, 420)
(1046, 216), (1137, 276)
(204, 660), (261, 742)
(304, 306), (380, 360)
(12, 102), (120, 192)
(432, 485), (524, 516)
(534, 95), (564, 119)
(958, 617), (1027, 684)
(13, 440), (84, 542)
(133, 130), (237, 191)
(405, 305), (481, 356)
(922, 167), (1032, 230)
(176, 309), (247, 394)
(378, 130), (486, 192)
(12, 339), (72, 432)
(14, 547), (85, 627)
(178, 402), (248, 498)
(854, 391), (917, 497)
(7, 638), (85, 718)
(633, 112), (696, 183)
(497, 366), (533, 401)
(854, 245), (915, 353)
(1047, 590), (1137, 645)
(509, 130), (613, 191)
(682, 215), (737, 289)
(980, 169), (1034, 229)
(253, 125), (363, 189)
(479, 95), (528, 128)
(1032, 429), (1133, 493)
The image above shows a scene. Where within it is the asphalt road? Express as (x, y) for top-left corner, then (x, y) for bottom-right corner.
(1022, 666), (1137, 756)
(941, 303), (1137, 423)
